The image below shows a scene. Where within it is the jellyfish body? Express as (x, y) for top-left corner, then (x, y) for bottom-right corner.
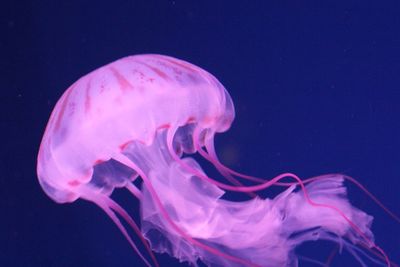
(37, 55), (388, 266)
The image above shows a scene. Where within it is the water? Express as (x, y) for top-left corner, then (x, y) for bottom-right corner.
(3, 1), (400, 266)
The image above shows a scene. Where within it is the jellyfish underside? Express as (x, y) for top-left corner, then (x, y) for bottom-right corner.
(83, 123), (380, 267)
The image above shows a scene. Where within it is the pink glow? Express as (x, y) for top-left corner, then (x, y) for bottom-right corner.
(37, 55), (394, 266)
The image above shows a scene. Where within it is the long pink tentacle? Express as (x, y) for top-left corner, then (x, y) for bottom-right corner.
(201, 130), (400, 224)
(112, 152), (261, 267)
(185, 128), (391, 266)
(81, 193), (155, 267)
(104, 195), (160, 267)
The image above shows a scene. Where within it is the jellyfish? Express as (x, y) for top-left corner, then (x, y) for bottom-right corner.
(37, 54), (394, 266)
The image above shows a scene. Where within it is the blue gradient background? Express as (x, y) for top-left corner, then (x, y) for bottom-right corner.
(2, 1), (400, 266)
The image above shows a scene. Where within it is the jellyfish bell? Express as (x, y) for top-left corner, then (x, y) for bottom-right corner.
(37, 54), (394, 267)
(37, 54), (234, 203)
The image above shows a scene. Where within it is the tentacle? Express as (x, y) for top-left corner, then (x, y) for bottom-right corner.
(199, 130), (400, 225)
(126, 182), (142, 200)
(113, 145), (261, 267)
(104, 195), (159, 267)
(173, 126), (391, 266)
(80, 192), (155, 267)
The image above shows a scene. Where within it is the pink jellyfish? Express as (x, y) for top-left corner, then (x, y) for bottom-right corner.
(37, 54), (394, 266)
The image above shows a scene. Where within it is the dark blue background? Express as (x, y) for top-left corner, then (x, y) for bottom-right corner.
(2, 1), (400, 266)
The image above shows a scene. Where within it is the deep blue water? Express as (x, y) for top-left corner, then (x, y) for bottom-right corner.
(2, 1), (400, 266)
